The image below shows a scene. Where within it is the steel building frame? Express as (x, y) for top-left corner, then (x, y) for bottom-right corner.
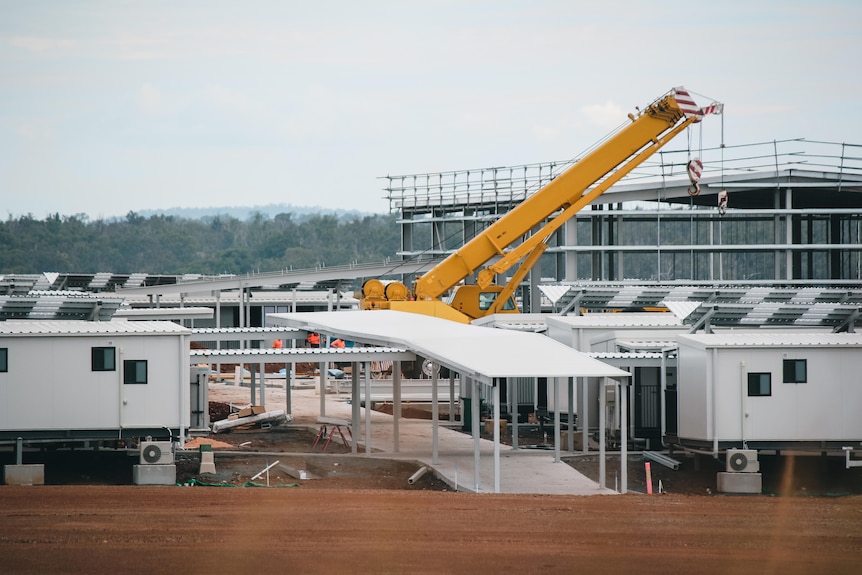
(385, 140), (862, 311)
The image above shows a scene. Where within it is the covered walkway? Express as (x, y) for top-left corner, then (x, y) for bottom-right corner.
(209, 382), (615, 495)
(265, 310), (630, 493)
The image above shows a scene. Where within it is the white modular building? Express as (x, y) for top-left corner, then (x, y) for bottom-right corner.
(674, 332), (862, 453)
(545, 313), (685, 353)
(0, 320), (191, 443)
(543, 313), (687, 448)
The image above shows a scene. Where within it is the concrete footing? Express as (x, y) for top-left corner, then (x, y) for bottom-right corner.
(4, 464), (45, 485)
(132, 464), (177, 485)
(199, 451), (216, 474)
(717, 471), (762, 494)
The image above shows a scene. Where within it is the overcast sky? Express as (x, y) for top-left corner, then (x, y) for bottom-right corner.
(1, 1), (860, 220)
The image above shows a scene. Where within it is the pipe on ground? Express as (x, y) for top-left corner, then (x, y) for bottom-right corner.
(408, 466), (429, 485)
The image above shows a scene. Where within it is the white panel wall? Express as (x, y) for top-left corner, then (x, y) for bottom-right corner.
(837, 351), (862, 440)
(546, 322), (579, 349)
(734, 348), (795, 441)
(677, 341), (709, 441)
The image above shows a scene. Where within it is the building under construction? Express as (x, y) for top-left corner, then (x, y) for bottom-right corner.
(385, 139), (862, 313)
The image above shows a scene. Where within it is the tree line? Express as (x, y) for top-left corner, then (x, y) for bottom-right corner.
(0, 211), (401, 275)
(1, 208), (827, 282)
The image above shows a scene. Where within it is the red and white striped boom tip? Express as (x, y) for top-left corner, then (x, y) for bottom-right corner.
(672, 87), (723, 122)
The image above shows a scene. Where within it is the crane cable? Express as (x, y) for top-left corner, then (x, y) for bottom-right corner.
(717, 111), (728, 216)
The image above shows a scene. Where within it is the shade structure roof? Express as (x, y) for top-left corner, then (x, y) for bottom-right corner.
(268, 310), (629, 384)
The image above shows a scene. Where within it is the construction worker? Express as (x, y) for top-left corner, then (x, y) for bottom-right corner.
(331, 338), (345, 348)
(272, 339), (283, 349)
(307, 332), (320, 348)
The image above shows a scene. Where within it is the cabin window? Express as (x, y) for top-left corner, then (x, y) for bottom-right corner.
(0, 348), (7, 372)
(92, 347), (116, 371)
(478, 292), (516, 311)
(747, 372), (771, 397)
(123, 360), (148, 384)
(783, 359), (807, 383)
(478, 291), (497, 311)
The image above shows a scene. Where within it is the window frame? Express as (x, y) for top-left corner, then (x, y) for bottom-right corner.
(123, 359), (148, 385)
(91, 346), (117, 372)
(0, 347), (7, 373)
(783, 359), (807, 383)
(747, 372), (772, 397)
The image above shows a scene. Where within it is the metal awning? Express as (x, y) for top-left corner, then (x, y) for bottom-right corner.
(190, 326), (300, 343)
(190, 346), (414, 363)
(268, 310), (629, 385)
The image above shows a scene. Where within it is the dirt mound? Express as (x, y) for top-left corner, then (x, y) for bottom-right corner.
(182, 437), (235, 449)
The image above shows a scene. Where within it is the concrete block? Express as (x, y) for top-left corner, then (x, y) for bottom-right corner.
(133, 464), (177, 486)
(717, 471), (762, 494)
(199, 451), (216, 474)
(4, 464), (45, 486)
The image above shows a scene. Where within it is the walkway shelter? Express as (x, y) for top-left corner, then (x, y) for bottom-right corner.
(268, 310), (629, 493)
(190, 345), (414, 421)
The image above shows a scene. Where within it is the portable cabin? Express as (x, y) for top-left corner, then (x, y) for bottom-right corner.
(0, 320), (191, 443)
(674, 332), (862, 453)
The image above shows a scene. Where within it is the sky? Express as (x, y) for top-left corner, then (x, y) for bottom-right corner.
(1, 0), (860, 220)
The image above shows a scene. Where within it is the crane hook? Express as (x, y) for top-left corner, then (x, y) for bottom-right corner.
(687, 158), (703, 196)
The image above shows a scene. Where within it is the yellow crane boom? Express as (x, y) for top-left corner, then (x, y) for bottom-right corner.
(363, 87), (721, 321)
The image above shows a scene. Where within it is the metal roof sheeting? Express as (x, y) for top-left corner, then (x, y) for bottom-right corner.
(678, 302), (861, 330)
(538, 285), (571, 305)
(472, 313), (549, 332)
(119, 290), (359, 306)
(269, 310), (629, 383)
(615, 339), (679, 351)
(0, 295), (124, 321)
(547, 313), (683, 328)
(588, 352), (664, 360)
(549, 285), (862, 332)
(662, 300), (701, 320)
(112, 307), (214, 320)
(678, 332), (862, 348)
(190, 346), (414, 363)
(0, 320), (191, 336)
(192, 327), (298, 335)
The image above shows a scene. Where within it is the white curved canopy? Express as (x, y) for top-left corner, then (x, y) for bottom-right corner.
(269, 310), (628, 385)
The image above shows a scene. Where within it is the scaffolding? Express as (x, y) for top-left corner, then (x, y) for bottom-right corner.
(384, 140), (862, 301)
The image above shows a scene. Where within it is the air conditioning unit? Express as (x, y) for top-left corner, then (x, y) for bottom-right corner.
(140, 441), (174, 465)
(726, 449), (759, 473)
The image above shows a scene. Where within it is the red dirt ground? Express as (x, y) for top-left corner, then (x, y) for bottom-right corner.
(3, 401), (860, 573)
(1, 487), (860, 574)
